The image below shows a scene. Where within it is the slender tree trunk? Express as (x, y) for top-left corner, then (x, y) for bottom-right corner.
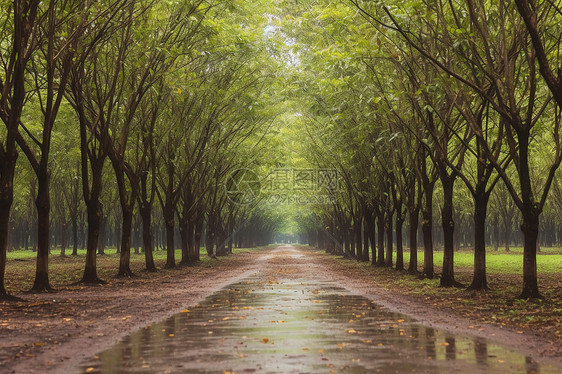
(395, 215), (404, 271)
(72, 218), (78, 255)
(60, 222), (67, 257)
(518, 132), (541, 299)
(140, 204), (156, 271)
(408, 208), (419, 274)
(179, 218), (190, 265)
(193, 216), (203, 261)
(376, 212), (385, 266)
(117, 207), (134, 277)
(354, 217), (363, 260)
(440, 176), (460, 287)
(0, 203), (12, 298)
(385, 210), (393, 267)
(164, 204), (175, 268)
(186, 218), (197, 263)
(422, 187), (434, 279)
(31, 172), (53, 291)
(520, 209), (540, 298)
(365, 209), (376, 265)
(468, 189), (490, 291)
(82, 199), (103, 283)
(362, 227), (369, 262)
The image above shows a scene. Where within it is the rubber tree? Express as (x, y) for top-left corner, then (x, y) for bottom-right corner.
(0, 0), (41, 299)
(66, 0), (135, 283)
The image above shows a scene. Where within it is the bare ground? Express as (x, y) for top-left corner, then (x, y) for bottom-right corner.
(1, 245), (561, 373)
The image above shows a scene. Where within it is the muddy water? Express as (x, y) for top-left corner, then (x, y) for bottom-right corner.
(79, 275), (558, 374)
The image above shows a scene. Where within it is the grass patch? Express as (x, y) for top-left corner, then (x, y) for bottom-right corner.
(4, 245), (272, 293)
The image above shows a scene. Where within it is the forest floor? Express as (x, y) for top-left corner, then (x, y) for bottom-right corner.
(1, 245), (561, 373)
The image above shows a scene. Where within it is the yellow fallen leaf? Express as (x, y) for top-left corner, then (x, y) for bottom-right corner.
(169, 334), (174, 337)
(262, 338), (269, 343)
(302, 347), (309, 351)
(346, 329), (357, 334)
(181, 309), (190, 313)
(33, 342), (43, 347)
(86, 368), (95, 373)
(318, 349), (324, 353)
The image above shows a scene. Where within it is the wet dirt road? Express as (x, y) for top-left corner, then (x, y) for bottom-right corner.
(78, 246), (560, 374)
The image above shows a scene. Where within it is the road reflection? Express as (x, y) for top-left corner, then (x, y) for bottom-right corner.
(80, 277), (557, 373)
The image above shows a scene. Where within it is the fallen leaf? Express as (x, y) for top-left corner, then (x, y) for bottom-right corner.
(261, 338), (269, 343)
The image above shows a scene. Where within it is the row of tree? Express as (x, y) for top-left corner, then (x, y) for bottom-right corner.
(0, 0), (285, 299)
(284, 0), (562, 299)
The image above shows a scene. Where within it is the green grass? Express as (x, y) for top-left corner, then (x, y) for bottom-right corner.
(3, 245), (273, 292)
(394, 248), (562, 275)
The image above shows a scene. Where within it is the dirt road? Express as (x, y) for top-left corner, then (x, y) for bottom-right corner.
(1, 245), (561, 373)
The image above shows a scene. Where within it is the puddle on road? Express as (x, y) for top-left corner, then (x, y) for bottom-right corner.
(79, 276), (559, 373)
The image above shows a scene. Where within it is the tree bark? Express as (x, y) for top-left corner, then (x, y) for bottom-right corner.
(408, 208), (419, 274)
(82, 199), (104, 283)
(385, 210), (393, 267)
(117, 207), (134, 277)
(422, 186), (434, 279)
(31, 171), (53, 291)
(140, 203), (156, 271)
(395, 214), (405, 271)
(164, 203), (175, 268)
(440, 175), (461, 287)
(376, 210), (385, 266)
(468, 188), (490, 291)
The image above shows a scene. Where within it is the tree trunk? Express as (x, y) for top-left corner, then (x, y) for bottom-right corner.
(422, 187), (434, 279)
(0, 201), (12, 298)
(365, 209), (376, 265)
(440, 176), (460, 287)
(520, 210), (540, 298)
(60, 222), (67, 257)
(179, 218), (190, 265)
(518, 130), (541, 299)
(193, 216), (203, 261)
(140, 204), (156, 272)
(468, 189), (490, 291)
(82, 199), (103, 283)
(385, 210), (393, 267)
(395, 215), (404, 271)
(164, 204), (175, 268)
(354, 217), (362, 260)
(408, 208), (419, 274)
(117, 207), (134, 277)
(376, 212), (385, 266)
(362, 227), (369, 262)
(31, 171), (53, 291)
